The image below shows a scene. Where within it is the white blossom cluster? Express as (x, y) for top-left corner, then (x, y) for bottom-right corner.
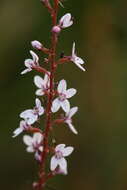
(13, 13), (85, 176)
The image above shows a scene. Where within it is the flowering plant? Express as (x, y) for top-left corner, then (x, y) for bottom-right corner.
(13, 0), (85, 189)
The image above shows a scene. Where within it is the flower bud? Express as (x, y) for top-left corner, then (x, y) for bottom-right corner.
(52, 26), (61, 34)
(31, 40), (43, 50)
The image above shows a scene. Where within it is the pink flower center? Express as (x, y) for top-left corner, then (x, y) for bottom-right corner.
(33, 107), (40, 115)
(33, 141), (40, 151)
(66, 117), (72, 123)
(22, 123), (29, 130)
(59, 93), (66, 101)
(55, 151), (63, 159)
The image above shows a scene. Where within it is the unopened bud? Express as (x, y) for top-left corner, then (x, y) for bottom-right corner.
(31, 40), (43, 50)
(52, 26), (61, 34)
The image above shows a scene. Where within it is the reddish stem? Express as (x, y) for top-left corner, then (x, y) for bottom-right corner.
(36, 1), (59, 189)
(34, 66), (50, 76)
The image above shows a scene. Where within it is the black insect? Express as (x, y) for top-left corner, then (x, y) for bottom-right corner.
(60, 51), (65, 58)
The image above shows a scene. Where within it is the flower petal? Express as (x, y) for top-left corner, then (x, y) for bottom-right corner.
(59, 13), (73, 28)
(21, 68), (32, 75)
(35, 151), (42, 162)
(27, 115), (37, 125)
(20, 120), (29, 130)
(38, 106), (44, 116)
(23, 135), (33, 146)
(24, 59), (34, 67)
(33, 133), (43, 144)
(35, 98), (41, 108)
(68, 123), (78, 135)
(74, 61), (86, 71)
(12, 127), (23, 138)
(51, 98), (61, 113)
(34, 76), (45, 88)
(50, 156), (58, 171)
(20, 110), (37, 125)
(55, 144), (66, 152)
(20, 109), (33, 119)
(44, 73), (50, 85)
(39, 146), (43, 152)
(56, 167), (68, 175)
(57, 79), (67, 94)
(31, 40), (42, 50)
(35, 89), (45, 96)
(72, 42), (75, 57)
(62, 146), (74, 157)
(61, 99), (70, 113)
(75, 56), (84, 65)
(66, 88), (77, 98)
(67, 107), (78, 118)
(26, 146), (34, 153)
(58, 158), (67, 170)
(30, 50), (39, 63)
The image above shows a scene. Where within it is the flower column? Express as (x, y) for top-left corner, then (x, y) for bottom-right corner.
(13, 0), (86, 190)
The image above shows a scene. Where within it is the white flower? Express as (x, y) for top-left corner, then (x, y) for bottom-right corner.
(50, 144), (74, 174)
(20, 98), (44, 125)
(64, 107), (78, 135)
(31, 40), (42, 50)
(21, 50), (39, 74)
(12, 120), (30, 138)
(34, 74), (50, 96)
(59, 13), (73, 28)
(23, 133), (43, 153)
(52, 79), (76, 113)
(71, 42), (85, 71)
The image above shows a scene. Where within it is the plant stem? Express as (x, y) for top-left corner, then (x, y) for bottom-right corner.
(37, 1), (59, 189)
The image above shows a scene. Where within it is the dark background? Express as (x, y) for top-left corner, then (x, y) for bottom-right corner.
(1, 0), (127, 189)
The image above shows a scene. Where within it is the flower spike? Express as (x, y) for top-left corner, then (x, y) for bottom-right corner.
(14, 0), (85, 188)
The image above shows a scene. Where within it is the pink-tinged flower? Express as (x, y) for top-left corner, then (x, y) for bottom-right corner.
(34, 74), (50, 96)
(21, 50), (39, 74)
(52, 79), (77, 113)
(71, 42), (85, 71)
(50, 144), (74, 174)
(31, 40), (43, 50)
(20, 98), (44, 125)
(23, 133), (43, 153)
(64, 107), (78, 135)
(59, 13), (73, 28)
(52, 13), (73, 34)
(12, 120), (30, 138)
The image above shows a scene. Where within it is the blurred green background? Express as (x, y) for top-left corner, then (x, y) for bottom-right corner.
(1, 0), (127, 189)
